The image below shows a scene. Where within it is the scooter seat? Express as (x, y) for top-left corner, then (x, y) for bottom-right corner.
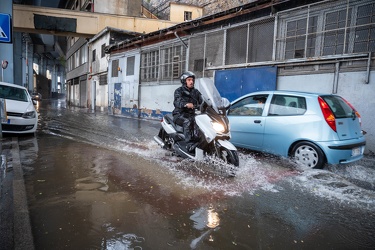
(164, 114), (184, 133)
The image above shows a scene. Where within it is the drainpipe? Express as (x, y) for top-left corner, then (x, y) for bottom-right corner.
(365, 52), (371, 84)
(332, 62), (340, 94)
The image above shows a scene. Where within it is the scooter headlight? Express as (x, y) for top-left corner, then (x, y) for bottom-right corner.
(211, 121), (225, 133)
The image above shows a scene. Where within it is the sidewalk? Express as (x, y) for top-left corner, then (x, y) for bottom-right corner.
(0, 137), (34, 250)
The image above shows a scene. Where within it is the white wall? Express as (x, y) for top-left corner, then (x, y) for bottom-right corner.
(139, 84), (179, 112)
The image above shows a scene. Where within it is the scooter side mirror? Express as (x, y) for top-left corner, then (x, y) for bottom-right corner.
(222, 98), (231, 109)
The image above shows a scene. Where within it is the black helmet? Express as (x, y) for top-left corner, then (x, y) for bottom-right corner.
(180, 71), (195, 85)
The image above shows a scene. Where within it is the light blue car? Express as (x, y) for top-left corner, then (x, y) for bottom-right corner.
(227, 90), (366, 169)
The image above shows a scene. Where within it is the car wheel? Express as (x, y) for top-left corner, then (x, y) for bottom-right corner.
(291, 141), (325, 169)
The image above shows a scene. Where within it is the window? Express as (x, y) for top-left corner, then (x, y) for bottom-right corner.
(92, 49), (96, 62)
(322, 95), (354, 118)
(225, 20), (274, 65)
(141, 44), (186, 82)
(322, 9), (351, 55)
(160, 45), (185, 80)
(141, 50), (159, 82)
(354, 3), (375, 53)
(285, 16), (318, 59)
(225, 25), (248, 65)
(99, 74), (107, 85)
(184, 11), (192, 21)
(0, 85), (28, 102)
(126, 56), (135, 76)
(112, 59), (119, 77)
(81, 44), (87, 64)
(268, 95), (306, 116)
(75, 50), (80, 67)
(248, 20), (274, 62)
(278, 1), (375, 59)
(228, 95), (268, 116)
(101, 43), (106, 58)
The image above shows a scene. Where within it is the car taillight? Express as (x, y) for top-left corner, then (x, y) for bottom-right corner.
(342, 98), (362, 127)
(318, 97), (336, 132)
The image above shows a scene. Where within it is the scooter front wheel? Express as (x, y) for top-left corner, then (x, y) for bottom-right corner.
(216, 147), (239, 167)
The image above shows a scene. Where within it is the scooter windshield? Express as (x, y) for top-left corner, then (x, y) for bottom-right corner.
(195, 78), (224, 113)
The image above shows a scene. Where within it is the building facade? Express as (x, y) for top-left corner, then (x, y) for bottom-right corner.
(106, 0), (375, 154)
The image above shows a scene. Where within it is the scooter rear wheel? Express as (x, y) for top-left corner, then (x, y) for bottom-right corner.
(158, 128), (172, 150)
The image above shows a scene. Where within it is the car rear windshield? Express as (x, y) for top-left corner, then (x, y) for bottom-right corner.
(321, 95), (354, 119)
(0, 85), (28, 102)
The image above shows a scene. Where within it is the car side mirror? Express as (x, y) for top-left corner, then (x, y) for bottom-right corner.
(32, 100), (37, 105)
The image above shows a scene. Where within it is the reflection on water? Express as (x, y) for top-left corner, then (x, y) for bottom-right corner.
(189, 206), (221, 249)
(104, 233), (145, 250)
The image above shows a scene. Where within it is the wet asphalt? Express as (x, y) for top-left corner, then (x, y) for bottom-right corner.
(1, 99), (375, 249)
(0, 137), (34, 250)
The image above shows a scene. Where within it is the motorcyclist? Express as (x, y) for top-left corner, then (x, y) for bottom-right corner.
(172, 71), (203, 152)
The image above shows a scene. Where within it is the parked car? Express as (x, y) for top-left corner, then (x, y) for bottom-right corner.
(227, 90), (366, 169)
(31, 91), (42, 101)
(0, 81), (38, 134)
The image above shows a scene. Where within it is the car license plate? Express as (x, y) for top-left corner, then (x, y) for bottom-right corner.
(352, 146), (363, 157)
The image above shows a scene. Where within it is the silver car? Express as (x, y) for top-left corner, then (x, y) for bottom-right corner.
(0, 81), (38, 134)
(227, 90), (366, 169)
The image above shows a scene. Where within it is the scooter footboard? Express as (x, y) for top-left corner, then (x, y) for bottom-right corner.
(217, 139), (237, 151)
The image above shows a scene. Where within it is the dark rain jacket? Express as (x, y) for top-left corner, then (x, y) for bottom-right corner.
(172, 85), (203, 118)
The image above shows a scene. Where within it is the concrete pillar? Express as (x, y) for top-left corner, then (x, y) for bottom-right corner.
(0, 0), (14, 83)
(13, 32), (22, 86)
(26, 40), (34, 91)
(60, 74), (66, 94)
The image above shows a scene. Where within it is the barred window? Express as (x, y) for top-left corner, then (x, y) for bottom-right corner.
(141, 44), (186, 83)
(112, 59), (119, 77)
(277, 0), (375, 60)
(141, 50), (159, 82)
(225, 25), (248, 65)
(248, 20), (274, 62)
(354, 2), (375, 53)
(322, 8), (351, 55)
(160, 45), (186, 80)
(189, 35), (206, 78)
(225, 19), (274, 65)
(285, 16), (318, 59)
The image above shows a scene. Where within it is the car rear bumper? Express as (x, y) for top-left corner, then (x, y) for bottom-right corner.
(319, 138), (366, 165)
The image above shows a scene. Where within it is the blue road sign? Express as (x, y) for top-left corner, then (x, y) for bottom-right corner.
(0, 13), (11, 43)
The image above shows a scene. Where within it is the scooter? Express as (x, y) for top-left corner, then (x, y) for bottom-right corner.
(153, 78), (239, 171)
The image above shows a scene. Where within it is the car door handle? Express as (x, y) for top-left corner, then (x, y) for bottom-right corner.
(254, 120), (261, 124)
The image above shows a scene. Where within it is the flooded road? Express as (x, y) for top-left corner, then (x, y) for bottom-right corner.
(20, 99), (375, 249)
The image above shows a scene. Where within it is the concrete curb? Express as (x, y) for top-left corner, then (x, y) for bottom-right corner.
(11, 137), (34, 250)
